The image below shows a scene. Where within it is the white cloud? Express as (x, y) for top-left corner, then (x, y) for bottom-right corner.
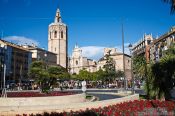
(115, 43), (131, 56)
(81, 46), (105, 61)
(4, 36), (39, 46)
(80, 44), (131, 61)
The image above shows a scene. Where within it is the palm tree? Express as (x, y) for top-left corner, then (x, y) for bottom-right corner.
(150, 43), (175, 100)
(133, 56), (151, 98)
(151, 55), (175, 99)
(163, 0), (175, 13)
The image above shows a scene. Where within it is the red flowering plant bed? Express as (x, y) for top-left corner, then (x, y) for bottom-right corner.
(0, 91), (75, 97)
(16, 100), (175, 116)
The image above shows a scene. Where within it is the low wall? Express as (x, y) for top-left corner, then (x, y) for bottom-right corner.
(0, 94), (139, 116)
(0, 94), (85, 107)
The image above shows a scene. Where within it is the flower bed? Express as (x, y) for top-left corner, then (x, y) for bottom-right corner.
(16, 100), (175, 116)
(0, 91), (75, 97)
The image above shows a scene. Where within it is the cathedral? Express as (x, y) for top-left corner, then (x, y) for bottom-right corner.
(48, 8), (68, 68)
(69, 44), (97, 74)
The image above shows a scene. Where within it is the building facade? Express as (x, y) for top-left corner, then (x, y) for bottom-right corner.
(69, 45), (97, 74)
(23, 45), (57, 66)
(48, 8), (68, 68)
(149, 26), (175, 62)
(0, 40), (32, 88)
(132, 26), (175, 63)
(132, 34), (153, 62)
(97, 48), (132, 80)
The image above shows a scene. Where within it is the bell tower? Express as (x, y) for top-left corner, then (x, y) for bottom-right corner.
(48, 8), (68, 68)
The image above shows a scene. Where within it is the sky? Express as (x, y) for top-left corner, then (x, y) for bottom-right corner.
(0, 0), (175, 60)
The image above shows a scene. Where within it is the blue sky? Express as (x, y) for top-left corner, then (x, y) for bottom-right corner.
(0, 0), (175, 60)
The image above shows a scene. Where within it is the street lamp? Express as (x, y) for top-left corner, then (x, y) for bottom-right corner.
(128, 43), (135, 94)
(122, 21), (127, 90)
(1, 64), (7, 97)
(1, 45), (7, 97)
(44, 51), (48, 69)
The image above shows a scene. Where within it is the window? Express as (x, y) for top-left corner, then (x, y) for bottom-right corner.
(76, 60), (78, 65)
(61, 31), (63, 38)
(54, 31), (57, 38)
(50, 32), (52, 39)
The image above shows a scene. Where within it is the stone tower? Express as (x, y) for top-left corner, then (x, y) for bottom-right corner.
(48, 8), (67, 68)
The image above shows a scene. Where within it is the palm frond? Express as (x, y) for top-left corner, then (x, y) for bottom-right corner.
(163, 0), (175, 14)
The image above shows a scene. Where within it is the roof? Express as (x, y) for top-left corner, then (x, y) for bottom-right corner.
(0, 39), (30, 52)
(24, 45), (57, 55)
(148, 27), (175, 47)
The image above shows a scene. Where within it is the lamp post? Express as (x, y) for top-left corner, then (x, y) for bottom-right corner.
(128, 43), (134, 94)
(1, 64), (7, 97)
(1, 45), (7, 97)
(44, 51), (47, 69)
(122, 21), (127, 90)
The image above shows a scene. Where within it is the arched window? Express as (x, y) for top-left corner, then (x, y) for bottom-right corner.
(54, 31), (57, 38)
(61, 31), (63, 38)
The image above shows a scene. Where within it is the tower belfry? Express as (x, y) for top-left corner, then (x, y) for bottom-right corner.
(54, 9), (62, 23)
(48, 8), (68, 68)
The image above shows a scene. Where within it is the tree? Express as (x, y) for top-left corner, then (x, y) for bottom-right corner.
(29, 61), (49, 93)
(48, 65), (70, 87)
(29, 61), (70, 93)
(133, 56), (151, 98)
(163, 0), (175, 13)
(71, 73), (79, 80)
(133, 56), (147, 79)
(150, 55), (175, 99)
(78, 69), (92, 80)
(149, 43), (175, 99)
(48, 65), (70, 80)
(163, 43), (175, 55)
(92, 69), (106, 81)
(103, 52), (116, 81)
(115, 70), (124, 79)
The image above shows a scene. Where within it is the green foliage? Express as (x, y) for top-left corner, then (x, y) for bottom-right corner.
(71, 73), (78, 80)
(163, 43), (175, 55)
(163, 0), (175, 13)
(29, 61), (70, 93)
(133, 55), (151, 98)
(78, 69), (92, 80)
(92, 69), (106, 81)
(116, 70), (124, 78)
(150, 54), (175, 99)
(103, 53), (117, 81)
(144, 43), (175, 100)
(133, 56), (147, 79)
(48, 66), (70, 80)
(29, 61), (48, 83)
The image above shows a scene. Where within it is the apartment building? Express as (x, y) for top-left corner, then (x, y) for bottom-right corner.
(132, 34), (153, 62)
(149, 26), (175, 62)
(0, 39), (32, 87)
